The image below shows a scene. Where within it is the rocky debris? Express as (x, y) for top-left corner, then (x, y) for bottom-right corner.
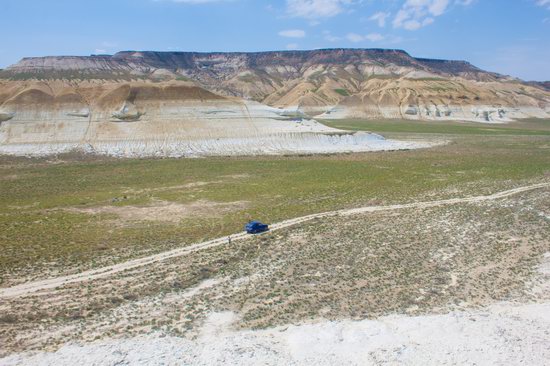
(111, 102), (144, 122)
(472, 107), (508, 122)
(66, 109), (90, 118)
(404, 105), (418, 115)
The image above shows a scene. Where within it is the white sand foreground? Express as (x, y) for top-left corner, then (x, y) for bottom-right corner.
(2, 300), (549, 366)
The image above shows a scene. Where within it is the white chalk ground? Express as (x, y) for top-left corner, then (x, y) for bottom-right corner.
(2, 301), (549, 366)
(0, 132), (436, 158)
(317, 104), (550, 123)
(3, 251), (550, 366)
(0, 101), (439, 158)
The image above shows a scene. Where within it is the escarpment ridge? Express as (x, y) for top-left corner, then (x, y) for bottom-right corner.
(3, 49), (549, 122)
(0, 49), (548, 157)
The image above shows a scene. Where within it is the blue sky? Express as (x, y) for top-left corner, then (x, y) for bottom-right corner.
(1, 0), (549, 80)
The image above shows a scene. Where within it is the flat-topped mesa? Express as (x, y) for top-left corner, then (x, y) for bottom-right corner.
(414, 57), (506, 81)
(10, 55), (117, 71)
(415, 58), (479, 74)
(111, 48), (414, 66)
(0, 49), (548, 128)
(4, 49), (504, 81)
(5, 55), (153, 77)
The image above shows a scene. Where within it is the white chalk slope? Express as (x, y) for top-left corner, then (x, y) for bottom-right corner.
(0, 98), (430, 157)
(2, 302), (549, 366)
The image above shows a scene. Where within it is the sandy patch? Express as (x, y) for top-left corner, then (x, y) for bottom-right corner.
(0, 174), (19, 181)
(122, 181), (219, 195)
(220, 174), (251, 180)
(66, 200), (248, 223)
(6, 202), (40, 210)
(121, 175), (251, 195)
(2, 302), (549, 366)
(526, 252), (550, 300)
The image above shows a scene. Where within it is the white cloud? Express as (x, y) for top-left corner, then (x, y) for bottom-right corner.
(365, 33), (385, 42)
(422, 17), (435, 26)
(323, 30), (342, 42)
(393, 0), (450, 30)
(369, 12), (390, 27)
(537, 0), (550, 9)
(430, 0), (451, 16)
(392, 0), (477, 30)
(387, 35), (405, 44)
(345, 32), (386, 43)
(279, 29), (306, 38)
(286, 0), (354, 19)
(94, 41), (117, 55)
(346, 32), (364, 42)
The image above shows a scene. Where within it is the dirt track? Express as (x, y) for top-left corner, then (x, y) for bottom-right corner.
(1, 182), (548, 299)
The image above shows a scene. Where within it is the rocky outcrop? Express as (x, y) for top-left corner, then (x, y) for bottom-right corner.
(111, 102), (144, 122)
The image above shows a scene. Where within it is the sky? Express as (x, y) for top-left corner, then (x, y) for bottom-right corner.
(0, 0), (549, 80)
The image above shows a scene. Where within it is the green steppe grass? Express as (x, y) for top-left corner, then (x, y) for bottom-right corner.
(322, 117), (550, 135)
(1, 119), (549, 283)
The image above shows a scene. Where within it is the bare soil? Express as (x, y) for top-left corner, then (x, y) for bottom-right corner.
(64, 200), (249, 224)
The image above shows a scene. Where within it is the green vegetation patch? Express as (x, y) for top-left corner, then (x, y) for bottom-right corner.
(0, 123), (549, 283)
(322, 118), (550, 136)
(0, 70), (149, 81)
(334, 88), (350, 97)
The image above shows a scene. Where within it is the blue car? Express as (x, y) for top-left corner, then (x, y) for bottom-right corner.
(245, 220), (269, 234)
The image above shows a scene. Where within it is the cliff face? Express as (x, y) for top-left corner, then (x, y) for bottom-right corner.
(3, 49), (547, 123)
(8, 49), (489, 77)
(0, 49), (549, 157)
(0, 78), (432, 157)
(6, 49), (505, 87)
(527, 81), (550, 92)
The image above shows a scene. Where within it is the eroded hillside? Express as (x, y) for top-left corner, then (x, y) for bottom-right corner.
(0, 78), (430, 157)
(3, 49), (550, 122)
(0, 49), (549, 157)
